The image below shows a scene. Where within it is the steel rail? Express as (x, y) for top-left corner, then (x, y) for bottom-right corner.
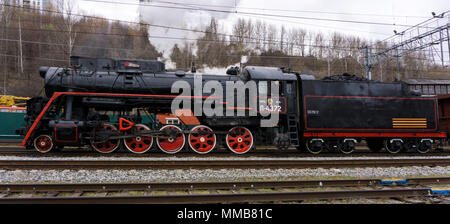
(2, 150), (450, 157)
(0, 158), (449, 169)
(0, 188), (431, 204)
(1, 177), (449, 193)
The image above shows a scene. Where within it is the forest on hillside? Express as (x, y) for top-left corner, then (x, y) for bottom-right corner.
(0, 1), (448, 97)
(171, 17), (448, 81)
(0, 1), (161, 96)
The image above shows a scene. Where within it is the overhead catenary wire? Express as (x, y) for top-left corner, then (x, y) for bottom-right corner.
(378, 10), (450, 44)
(2, 27), (445, 56)
(2, 15), (446, 54)
(1, 2), (444, 46)
(80, 0), (423, 28)
(0, 25), (367, 52)
(0, 18), (377, 46)
(0, 53), (69, 62)
(0, 3), (396, 46)
(0, 38), (151, 53)
(144, 0), (430, 19)
(3, 1), (421, 34)
(0, 3), (245, 40)
(1, 51), (445, 66)
(3, 3), (440, 54)
(0, 3), (446, 68)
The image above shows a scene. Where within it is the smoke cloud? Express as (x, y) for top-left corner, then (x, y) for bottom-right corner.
(138, 0), (242, 59)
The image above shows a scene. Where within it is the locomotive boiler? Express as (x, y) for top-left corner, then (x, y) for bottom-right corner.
(17, 56), (447, 154)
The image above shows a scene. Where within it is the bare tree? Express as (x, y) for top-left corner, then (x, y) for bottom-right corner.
(280, 25), (285, 53)
(55, 0), (78, 64)
(0, 1), (15, 94)
(254, 20), (263, 50)
(266, 24), (277, 51)
(314, 32), (325, 59)
(296, 28), (307, 57)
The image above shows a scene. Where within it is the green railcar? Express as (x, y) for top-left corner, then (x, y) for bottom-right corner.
(0, 107), (157, 142)
(0, 107), (27, 141)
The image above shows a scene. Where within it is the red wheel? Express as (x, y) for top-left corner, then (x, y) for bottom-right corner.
(156, 125), (185, 154)
(188, 125), (216, 154)
(90, 123), (120, 153)
(226, 126), (254, 154)
(33, 135), (54, 153)
(124, 124), (153, 154)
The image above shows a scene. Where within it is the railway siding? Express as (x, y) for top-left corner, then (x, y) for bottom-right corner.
(0, 177), (449, 204)
(0, 158), (450, 169)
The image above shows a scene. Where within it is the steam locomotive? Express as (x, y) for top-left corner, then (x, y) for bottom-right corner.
(16, 56), (447, 154)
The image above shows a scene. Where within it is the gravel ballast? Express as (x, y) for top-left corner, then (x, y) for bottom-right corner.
(1, 155), (450, 184)
(1, 166), (450, 184)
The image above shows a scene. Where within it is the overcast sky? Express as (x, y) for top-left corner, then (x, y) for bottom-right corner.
(76, 0), (450, 57)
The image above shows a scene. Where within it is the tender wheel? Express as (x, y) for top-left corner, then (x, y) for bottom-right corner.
(124, 124), (153, 154)
(367, 139), (383, 152)
(33, 135), (54, 153)
(340, 139), (356, 154)
(226, 126), (254, 154)
(157, 125), (185, 154)
(188, 125), (216, 154)
(305, 138), (325, 154)
(90, 123), (120, 154)
(384, 139), (403, 154)
(417, 139), (433, 154)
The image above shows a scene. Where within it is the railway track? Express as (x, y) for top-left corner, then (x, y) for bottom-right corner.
(0, 177), (449, 204)
(0, 147), (450, 158)
(0, 158), (449, 169)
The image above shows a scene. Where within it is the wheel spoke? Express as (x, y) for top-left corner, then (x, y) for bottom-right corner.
(34, 135), (53, 153)
(91, 124), (119, 153)
(157, 125), (185, 154)
(188, 125), (216, 154)
(226, 127), (253, 154)
(124, 124), (153, 154)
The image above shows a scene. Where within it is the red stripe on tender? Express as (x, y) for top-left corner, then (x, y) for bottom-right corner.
(304, 95), (436, 100)
(303, 132), (447, 138)
(303, 95), (438, 132)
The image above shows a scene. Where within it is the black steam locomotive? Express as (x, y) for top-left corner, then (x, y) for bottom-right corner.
(17, 56), (447, 154)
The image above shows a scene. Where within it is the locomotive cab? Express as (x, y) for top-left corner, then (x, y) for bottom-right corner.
(243, 66), (300, 149)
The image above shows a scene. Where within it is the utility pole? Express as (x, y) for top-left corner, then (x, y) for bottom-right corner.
(440, 29), (444, 67)
(396, 48), (400, 80)
(364, 11), (449, 79)
(447, 28), (450, 63)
